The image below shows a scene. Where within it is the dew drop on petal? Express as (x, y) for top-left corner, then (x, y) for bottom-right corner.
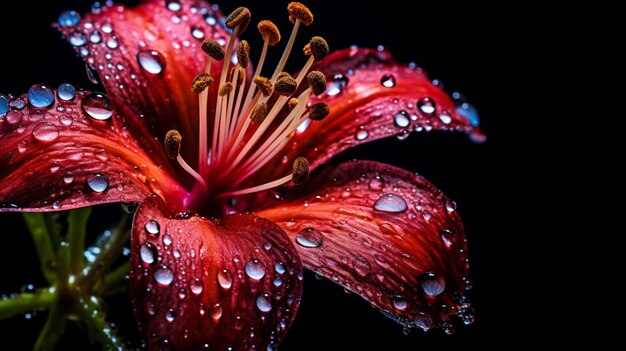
(374, 194), (407, 213)
(459, 307), (475, 325)
(166, 0), (182, 11)
(439, 112), (452, 124)
(352, 256), (371, 277)
(32, 123), (59, 142)
(419, 272), (445, 296)
(414, 312), (433, 331)
(245, 259), (266, 280)
(162, 234), (172, 246)
(443, 322), (455, 335)
(274, 262), (286, 275)
(210, 303), (222, 321)
(392, 295), (408, 311)
(326, 73), (349, 96)
(69, 30), (87, 46)
(191, 26), (205, 40)
(6, 111), (23, 125)
(417, 97), (436, 115)
(456, 103), (480, 127)
(256, 293), (272, 312)
(440, 228), (457, 246)
(355, 129), (369, 141)
(137, 50), (165, 74)
(380, 73), (396, 88)
(28, 84), (55, 108)
(165, 308), (175, 322)
(144, 220), (160, 235)
(139, 242), (156, 264)
(89, 29), (102, 43)
(190, 278), (203, 295)
(82, 92), (113, 120)
(217, 269), (233, 289)
(86, 173), (109, 193)
(445, 200), (457, 212)
(368, 176), (384, 191)
(85, 65), (101, 85)
(58, 10), (81, 27)
(0, 95), (10, 117)
(62, 172), (75, 184)
(273, 277), (283, 287)
(296, 227), (323, 248)
(106, 37), (119, 49)
(393, 110), (410, 128)
(57, 83), (76, 101)
(154, 265), (174, 285)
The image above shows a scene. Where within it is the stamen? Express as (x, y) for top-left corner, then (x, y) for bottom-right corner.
(287, 2), (314, 26)
(309, 102), (330, 121)
(191, 73), (214, 94)
(307, 71), (327, 95)
(304, 36), (329, 62)
(253, 76), (274, 96)
(237, 40), (250, 69)
(225, 7), (251, 33)
(230, 66), (245, 86)
(274, 73), (297, 96)
(251, 102), (268, 124)
(288, 97), (299, 110)
(219, 82), (233, 96)
(291, 157), (310, 185)
(163, 130), (208, 189)
(201, 39), (225, 60)
(258, 20), (281, 46)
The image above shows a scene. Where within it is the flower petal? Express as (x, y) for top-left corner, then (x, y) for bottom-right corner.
(256, 160), (471, 331)
(55, 0), (232, 165)
(0, 88), (185, 212)
(130, 195), (303, 350)
(255, 48), (483, 182)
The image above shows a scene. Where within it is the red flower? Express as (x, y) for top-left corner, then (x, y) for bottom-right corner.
(0, 0), (483, 349)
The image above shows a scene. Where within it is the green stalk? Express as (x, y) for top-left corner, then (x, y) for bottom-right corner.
(34, 303), (66, 351)
(0, 288), (54, 320)
(21, 213), (57, 283)
(66, 207), (92, 273)
(75, 294), (128, 351)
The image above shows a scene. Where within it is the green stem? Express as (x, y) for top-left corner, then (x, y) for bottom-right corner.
(21, 213), (57, 284)
(75, 294), (128, 351)
(44, 213), (61, 248)
(56, 241), (71, 288)
(66, 207), (92, 273)
(34, 303), (67, 351)
(0, 288), (54, 320)
(100, 262), (130, 296)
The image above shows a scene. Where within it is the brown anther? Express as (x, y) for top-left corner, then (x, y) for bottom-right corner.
(275, 74), (298, 96)
(225, 7), (251, 33)
(251, 102), (268, 124)
(307, 71), (327, 96)
(287, 2), (313, 26)
(230, 66), (246, 86)
(201, 40), (225, 60)
(164, 130), (182, 160)
(253, 76), (273, 96)
(304, 36), (329, 61)
(309, 102), (330, 121)
(276, 72), (291, 81)
(237, 40), (250, 69)
(292, 157), (310, 185)
(288, 98), (299, 110)
(191, 73), (214, 94)
(257, 20), (281, 46)
(219, 82), (233, 96)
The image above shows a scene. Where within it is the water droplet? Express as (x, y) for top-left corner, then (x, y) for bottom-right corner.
(440, 228), (457, 246)
(245, 259), (266, 280)
(402, 327), (411, 336)
(106, 37), (119, 49)
(419, 272), (445, 296)
(273, 277), (283, 287)
(296, 227), (323, 248)
(86, 173), (109, 192)
(85, 65), (101, 85)
(57, 83), (76, 101)
(417, 97), (436, 115)
(81, 92), (113, 120)
(355, 129), (369, 141)
(58, 10), (81, 27)
(380, 73), (396, 88)
(210, 303), (222, 321)
(69, 30), (87, 46)
(439, 112), (452, 124)
(263, 242), (272, 251)
(166, 0), (182, 11)
(465, 279), (473, 291)
(458, 307), (475, 325)
(274, 261), (286, 274)
(89, 29), (102, 43)
(374, 194), (407, 213)
(101, 23), (113, 34)
(140, 242), (156, 264)
(445, 200), (457, 212)
(217, 269), (233, 289)
(62, 173), (75, 184)
(52, 201), (62, 209)
(6, 111), (23, 125)
(191, 26), (205, 40)
(393, 110), (410, 128)
(162, 234), (172, 246)
(10, 97), (26, 110)
(352, 256), (371, 277)
(456, 102), (480, 127)
(326, 73), (349, 96)
(165, 308), (175, 322)
(414, 312), (433, 331)
(137, 50), (165, 74)
(368, 176), (384, 191)
(256, 293), (272, 312)
(154, 265), (174, 285)
(145, 220), (160, 235)
(0, 95), (9, 117)
(32, 122), (59, 142)
(443, 322), (455, 335)
(28, 84), (55, 108)
(190, 278), (203, 294)
(392, 295), (408, 311)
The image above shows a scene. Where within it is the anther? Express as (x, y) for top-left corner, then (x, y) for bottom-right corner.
(219, 82), (233, 97)
(251, 102), (268, 123)
(231, 66), (246, 86)
(257, 20), (281, 46)
(237, 40), (250, 69)
(304, 36), (329, 61)
(225, 7), (251, 33)
(275, 73), (297, 96)
(253, 76), (273, 96)
(202, 40), (225, 60)
(287, 2), (314, 26)
(292, 157), (310, 185)
(307, 71), (327, 96)
(191, 73), (214, 93)
(309, 102), (330, 121)
(288, 98), (299, 110)
(164, 130), (182, 159)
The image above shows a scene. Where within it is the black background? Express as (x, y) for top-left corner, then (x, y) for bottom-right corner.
(0, 1), (574, 350)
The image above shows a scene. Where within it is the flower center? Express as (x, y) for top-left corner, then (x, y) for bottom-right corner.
(165, 3), (329, 207)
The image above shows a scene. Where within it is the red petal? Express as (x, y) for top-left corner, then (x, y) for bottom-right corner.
(257, 161), (471, 331)
(55, 0), (232, 166)
(254, 48), (483, 182)
(130, 195), (303, 350)
(0, 88), (185, 212)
